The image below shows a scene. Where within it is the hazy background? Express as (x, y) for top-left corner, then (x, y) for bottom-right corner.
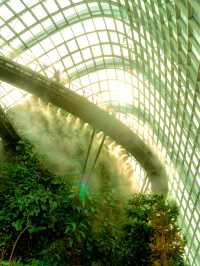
(8, 97), (137, 197)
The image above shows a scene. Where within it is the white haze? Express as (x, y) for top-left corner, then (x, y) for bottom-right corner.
(8, 97), (137, 197)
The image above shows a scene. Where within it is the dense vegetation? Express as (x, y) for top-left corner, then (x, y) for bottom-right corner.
(0, 141), (186, 265)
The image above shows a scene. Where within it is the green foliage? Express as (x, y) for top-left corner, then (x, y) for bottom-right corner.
(0, 141), (96, 265)
(0, 141), (187, 265)
(120, 194), (186, 266)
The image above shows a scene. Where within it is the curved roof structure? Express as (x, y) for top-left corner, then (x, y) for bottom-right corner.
(0, 1), (199, 265)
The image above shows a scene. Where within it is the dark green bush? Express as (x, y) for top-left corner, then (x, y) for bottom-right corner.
(0, 141), (187, 266)
(120, 194), (186, 266)
(0, 141), (96, 265)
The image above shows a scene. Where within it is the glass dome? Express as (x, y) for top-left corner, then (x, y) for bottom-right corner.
(0, 1), (199, 265)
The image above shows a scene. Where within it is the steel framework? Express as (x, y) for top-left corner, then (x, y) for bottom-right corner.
(0, 1), (199, 265)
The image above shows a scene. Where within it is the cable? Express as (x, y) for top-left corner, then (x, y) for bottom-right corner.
(81, 128), (96, 180)
(141, 174), (150, 193)
(88, 134), (106, 178)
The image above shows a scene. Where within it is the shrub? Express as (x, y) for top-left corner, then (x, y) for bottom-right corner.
(0, 141), (187, 265)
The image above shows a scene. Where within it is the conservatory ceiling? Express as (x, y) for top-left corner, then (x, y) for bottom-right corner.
(0, 0), (199, 265)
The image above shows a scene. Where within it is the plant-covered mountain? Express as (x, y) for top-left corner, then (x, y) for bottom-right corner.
(0, 141), (187, 265)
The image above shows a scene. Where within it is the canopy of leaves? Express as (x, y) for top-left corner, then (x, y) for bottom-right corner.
(0, 141), (187, 266)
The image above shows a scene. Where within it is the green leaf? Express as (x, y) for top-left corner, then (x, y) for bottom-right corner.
(28, 225), (46, 234)
(12, 220), (23, 231)
(68, 222), (76, 232)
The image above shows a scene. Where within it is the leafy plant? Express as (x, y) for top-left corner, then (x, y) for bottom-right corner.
(0, 141), (187, 265)
(120, 194), (186, 266)
(0, 141), (96, 265)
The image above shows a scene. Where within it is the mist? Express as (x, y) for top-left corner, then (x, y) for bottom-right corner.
(8, 97), (137, 197)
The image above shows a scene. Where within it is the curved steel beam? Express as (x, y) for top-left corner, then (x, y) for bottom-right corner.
(71, 60), (193, 132)
(8, 4), (196, 82)
(109, 103), (198, 201)
(0, 55), (168, 195)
